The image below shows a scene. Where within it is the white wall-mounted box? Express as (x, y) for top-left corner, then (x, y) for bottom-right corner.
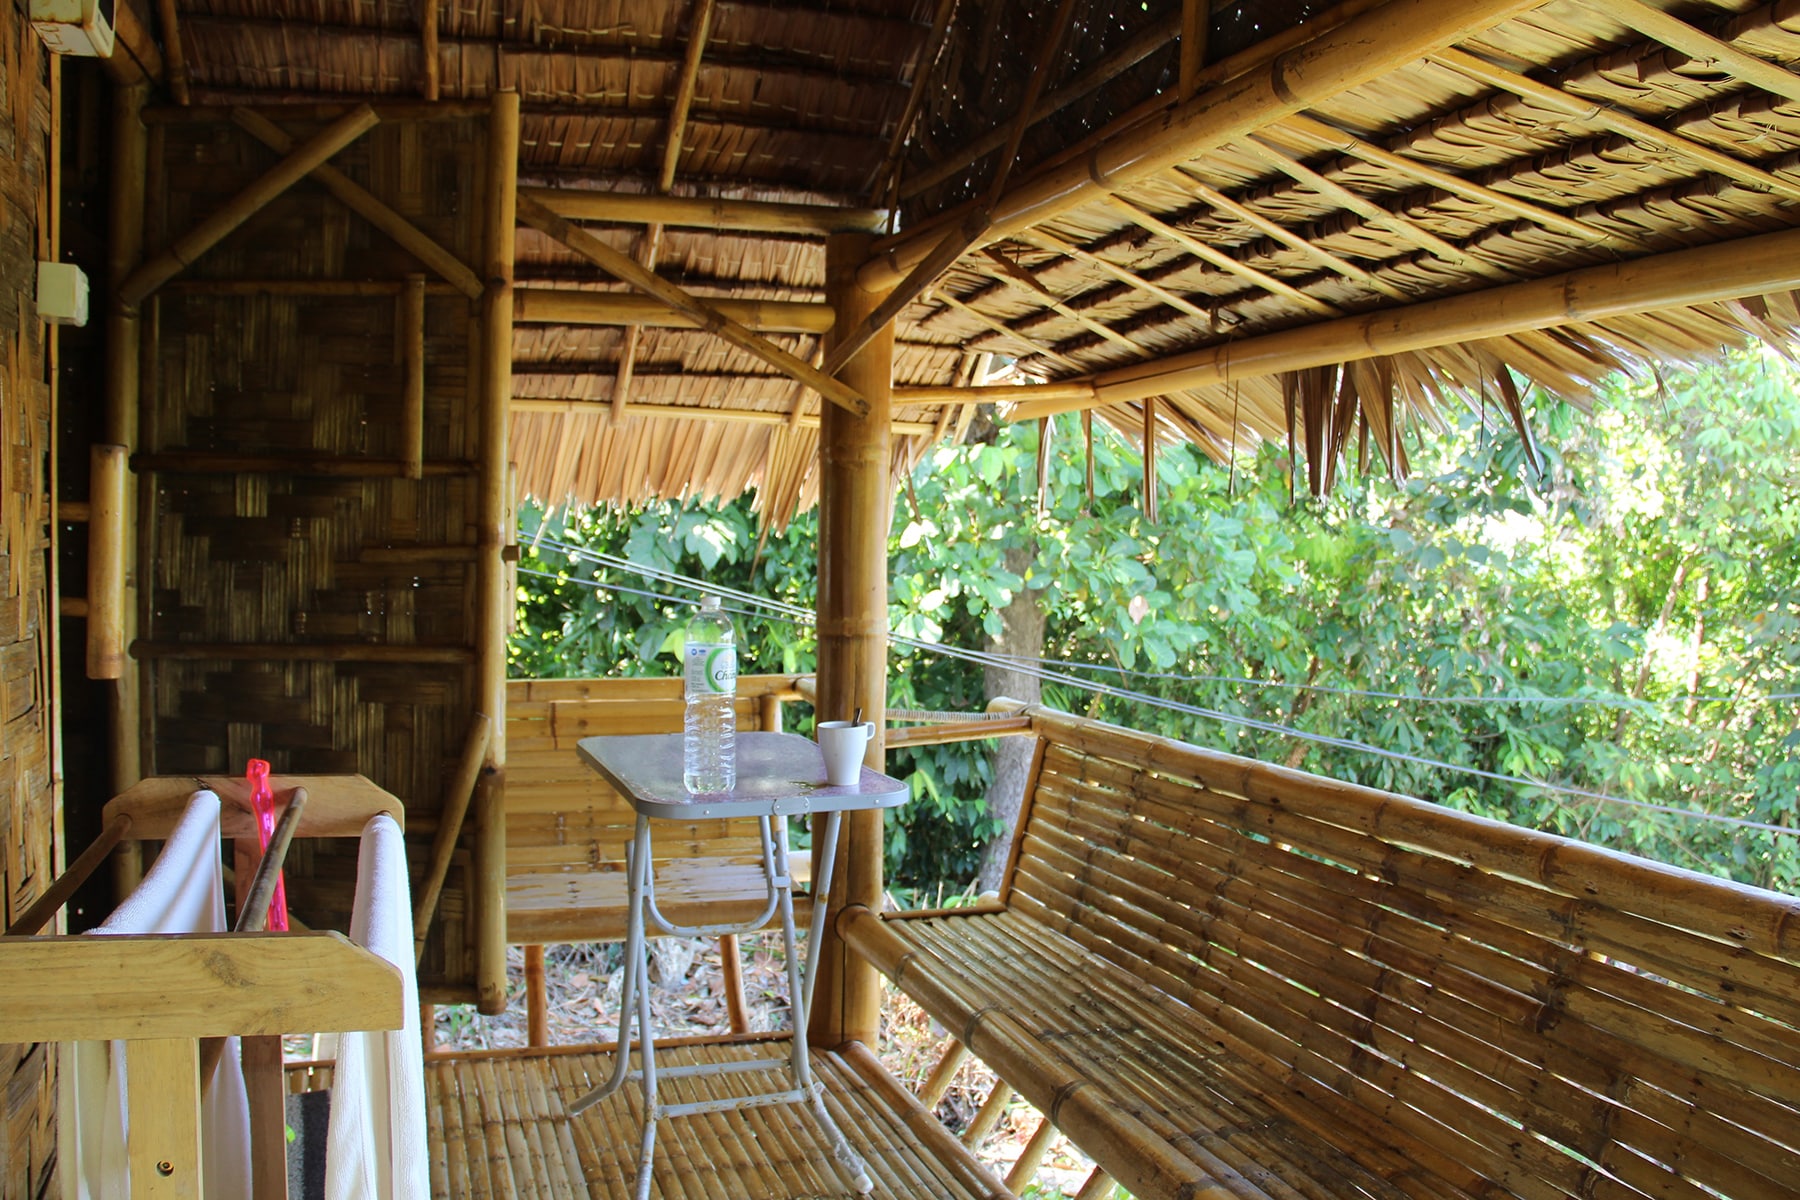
(37, 262), (90, 327)
(30, 0), (115, 58)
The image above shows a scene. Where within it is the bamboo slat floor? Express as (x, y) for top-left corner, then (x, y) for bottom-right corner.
(290, 1037), (1013, 1199)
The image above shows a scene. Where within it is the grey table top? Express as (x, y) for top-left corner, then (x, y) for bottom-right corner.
(576, 731), (909, 820)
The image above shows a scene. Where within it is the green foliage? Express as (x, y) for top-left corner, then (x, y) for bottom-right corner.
(512, 348), (1800, 896)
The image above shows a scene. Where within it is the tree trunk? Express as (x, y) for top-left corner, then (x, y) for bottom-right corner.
(976, 543), (1047, 892)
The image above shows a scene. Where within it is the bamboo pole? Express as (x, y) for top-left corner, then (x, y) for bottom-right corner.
(1272, 113), (1615, 245)
(236, 788), (309, 934)
(525, 945), (548, 1047)
(821, 210), (990, 376)
(1000, 220), (1800, 420)
(884, 716), (1034, 748)
(1608, 0), (1800, 107)
(474, 90), (519, 1017)
(1005, 1116), (1060, 1191)
(1429, 46), (1800, 205)
(507, 397), (937, 434)
(917, 1040), (970, 1110)
(414, 713), (494, 962)
(516, 194), (868, 417)
(129, 451), (474, 477)
(154, 0), (190, 105)
(119, 105), (380, 306)
(105, 87), (148, 901)
(1179, 0), (1208, 100)
(964, 1082), (1014, 1147)
(86, 445), (128, 679)
(420, 0), (440, 100)
(808, 231), (895, 1050)
(130, 640), (474, 664)
(513, 288), (834, 333)
(861, 0), (1545, 289)
(5, 814), (133, 937)
(402, 275), (426, 480)
(515, 187), (887, 235)
(229, 108), (484, 299)
(869, 0), (957, 205)
(718, 934), (750, 1034)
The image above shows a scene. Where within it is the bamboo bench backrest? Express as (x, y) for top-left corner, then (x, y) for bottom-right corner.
(506, 675), (798, 871)
(1007, 710), (1800, 1199)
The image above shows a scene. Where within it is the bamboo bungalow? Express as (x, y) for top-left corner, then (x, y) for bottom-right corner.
(3, 0), (1799, 1196)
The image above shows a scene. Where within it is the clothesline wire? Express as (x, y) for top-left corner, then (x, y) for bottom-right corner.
(528, 539), (1798, 708)
(518, 558), (1799, 839)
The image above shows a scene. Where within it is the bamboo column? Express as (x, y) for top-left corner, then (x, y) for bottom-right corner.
(106, 82), (148, 898)
(808, 232), (895, 1050)
(473, 90), (519, 1016)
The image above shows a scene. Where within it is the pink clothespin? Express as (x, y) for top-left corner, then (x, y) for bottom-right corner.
(246, 758), (291, 931)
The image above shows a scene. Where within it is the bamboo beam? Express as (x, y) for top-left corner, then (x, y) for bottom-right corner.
(420, 0), (440, 100)
(984, 0), (1081, 208)
(402, 275), (426, 479)
(516, 187), (888, 235)
(822, 209), (989, 377)
(896, 380), (1088, 406)
(517, 194), (870, 417)
(413, 713), (494, 964)
(1272, 114), (1616, 245)
(130, 451), (474, 477)
(87, 445), (128, 680)
(661, 0), (715, 191)
(104, 87), (147, 829)
(1006, 220), (1800, 419)
(475, 91), (520, 1017)
(929, 290), (1085, 370)
(1179, 0), (1208, 100)
(130, 641), (475, 664)
(1104, 194), (1341, 315)
(1429, 47), (1800, 205)
(104, 0), (165, 86)
(809, 231), (895, 1050)
(514, 288), (834, 332)
(870, 0), (958, 204)
(156, 0), (190, 105)
(1237, 136), (1505, 279)
(1020, 229), (1213, 322)
(976, 256), (1139, 354)
(145, 101), (491, 124)
(508, 397), (939, 434)
(119, 106), (380, 307)
(1607, 0), (1800, 107)
(525, 944), (548, 1046)
(230, 108), (484, 298)
(1175, 170), (1402, 296)
(862, 0), (1546, 289)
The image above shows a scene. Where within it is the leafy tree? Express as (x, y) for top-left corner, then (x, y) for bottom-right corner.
(512, 349), (1800, 897)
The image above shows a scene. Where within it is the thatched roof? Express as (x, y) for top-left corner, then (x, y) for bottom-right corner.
(161, 0), (1800, 521)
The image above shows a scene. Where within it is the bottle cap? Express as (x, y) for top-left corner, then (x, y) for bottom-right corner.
(700, 593), (721, 609)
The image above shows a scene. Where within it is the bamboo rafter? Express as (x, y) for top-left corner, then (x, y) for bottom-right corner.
(516, 194), (870, 418)
(1602, 0), (1800, 107)
(1103, 194), (1344, 316)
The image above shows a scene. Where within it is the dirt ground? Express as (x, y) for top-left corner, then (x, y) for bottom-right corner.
(431, 936), (1100, 1196)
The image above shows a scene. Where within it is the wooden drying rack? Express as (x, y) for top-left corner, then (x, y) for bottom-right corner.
(0, 775), (407, 1200)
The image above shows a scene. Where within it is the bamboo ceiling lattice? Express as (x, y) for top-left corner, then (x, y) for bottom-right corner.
(153, 0), (1800, 514)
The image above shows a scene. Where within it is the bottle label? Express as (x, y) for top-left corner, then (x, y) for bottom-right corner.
(685, 643), (737, 694)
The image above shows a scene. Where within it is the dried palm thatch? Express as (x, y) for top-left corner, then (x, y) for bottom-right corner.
(154, 0), (1800, 519)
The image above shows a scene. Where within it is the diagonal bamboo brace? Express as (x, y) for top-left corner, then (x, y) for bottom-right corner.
(118, 105), (381, 307)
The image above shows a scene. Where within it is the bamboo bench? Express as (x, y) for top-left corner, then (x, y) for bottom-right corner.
(844, 706), (1800, 1200)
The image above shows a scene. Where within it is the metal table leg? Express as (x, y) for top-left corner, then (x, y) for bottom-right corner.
(568, 809), (873, 1197)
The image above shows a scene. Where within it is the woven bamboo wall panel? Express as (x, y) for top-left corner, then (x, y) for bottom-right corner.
(140, 111), (490, 995)
(0, 9), (57, 1197)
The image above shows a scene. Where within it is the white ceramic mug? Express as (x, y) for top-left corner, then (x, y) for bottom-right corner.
(816, 720), (874, 786)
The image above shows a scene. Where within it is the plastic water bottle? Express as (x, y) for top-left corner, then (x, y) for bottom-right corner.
(683, 594), (737, 793)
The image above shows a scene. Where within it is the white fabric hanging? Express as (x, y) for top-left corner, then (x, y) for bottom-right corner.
(323, 813), (428, 1200)
(60, 790), (254, 1200)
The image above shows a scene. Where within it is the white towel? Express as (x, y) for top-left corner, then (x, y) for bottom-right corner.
(60, 790), (254, 1200)
(324, 813), (428, 1200)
